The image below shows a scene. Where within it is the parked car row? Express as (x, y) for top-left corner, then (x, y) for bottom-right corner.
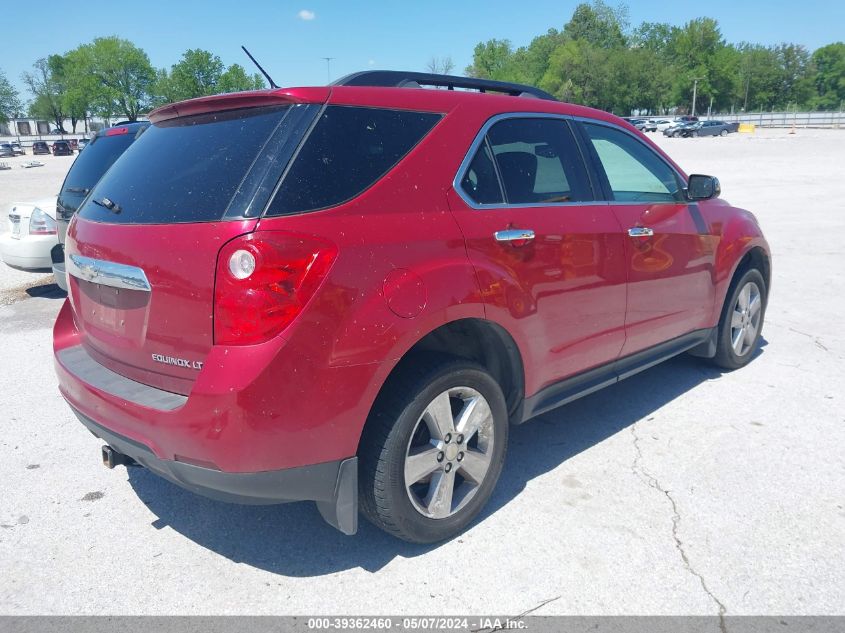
(623, 116), (739, 138)
(1, 140), (88, 156)
(0, 142), (26, 157)
(624, 116), (699, 131)
(663, 120), (740, 138)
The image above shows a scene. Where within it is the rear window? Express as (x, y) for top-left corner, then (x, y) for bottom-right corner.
(266, 106), (441, 216)
(63, 130), (139, 192)
(78, 107), (289, 224)
(58, 129), (141, 216)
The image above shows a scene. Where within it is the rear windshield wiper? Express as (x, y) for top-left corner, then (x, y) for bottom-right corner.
(65, 186), (89, 194)
(91, 197), (122, 213)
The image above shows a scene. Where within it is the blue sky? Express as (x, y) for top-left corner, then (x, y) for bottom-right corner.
(3, 0), (843, 97)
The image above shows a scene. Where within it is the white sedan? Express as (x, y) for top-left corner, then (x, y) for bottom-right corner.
(0, 197), (59, 270)
(648, 119), (676, 132)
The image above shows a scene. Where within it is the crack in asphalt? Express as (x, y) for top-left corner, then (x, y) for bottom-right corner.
(630, 423), (728, 633)
(768, 320), (832, 354)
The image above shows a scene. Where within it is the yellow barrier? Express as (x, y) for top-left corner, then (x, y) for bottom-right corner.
(738, 123), (756, 133)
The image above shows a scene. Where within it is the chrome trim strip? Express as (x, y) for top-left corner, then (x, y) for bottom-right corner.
(66, 254), (151, 292)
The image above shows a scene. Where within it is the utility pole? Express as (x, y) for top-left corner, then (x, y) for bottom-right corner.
(743, 73), (751, 112)
(691, 77), (702, 116)
(322, 57), (335, 84)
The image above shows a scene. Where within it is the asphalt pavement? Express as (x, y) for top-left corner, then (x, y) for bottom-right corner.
(1, 129), (842, 615)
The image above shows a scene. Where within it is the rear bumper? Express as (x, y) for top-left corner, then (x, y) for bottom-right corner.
(0, 232), (56, 269)
(50, 244), (67, 291)
(72, 405), (358, 534)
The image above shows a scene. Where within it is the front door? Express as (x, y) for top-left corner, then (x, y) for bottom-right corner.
(577, 121), (716, 356)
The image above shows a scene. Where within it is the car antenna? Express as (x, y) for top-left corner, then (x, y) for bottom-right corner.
(241, 45), (279, 89)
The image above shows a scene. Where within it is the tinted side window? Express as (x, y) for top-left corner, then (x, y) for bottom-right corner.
(460, 142), (503, 205)
(582, 122), (683, 203)
(486, 118), (592, 204)
(78, 107), (289, 224)
(267, 106), (441, 215)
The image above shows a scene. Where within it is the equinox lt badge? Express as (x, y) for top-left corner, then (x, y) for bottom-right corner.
(151, 353), (203, 370)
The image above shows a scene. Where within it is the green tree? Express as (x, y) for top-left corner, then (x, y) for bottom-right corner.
(217, 64), (265, 93)
(0, 69), (23, 123)
(631, 22), (675, 53)
(465, 39), (515, 79)
(736, 44), (781, 111)
(68, 37), (155, 121)
(665, 18), (732, 113)
(153, 54), (266, 107)
(563, 1), (628, 49)
(541, 39), (611, 107)
(775, 44), (814, 108)
(168, 49), (225, 101)
(22, 58), (67, 131)
(811, 42), (845, 109)
(47, 54), (93, 132)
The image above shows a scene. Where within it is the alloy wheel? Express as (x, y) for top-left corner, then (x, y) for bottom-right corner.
(404, 387), (495, 519)
(730, 281), (762, 356)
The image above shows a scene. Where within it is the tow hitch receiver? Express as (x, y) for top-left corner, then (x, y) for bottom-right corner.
(101, 445), (137, 469)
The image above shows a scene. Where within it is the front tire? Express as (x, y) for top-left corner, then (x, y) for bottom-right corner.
(720, 129), (728, 136)
(711, 268), (767, 369)
(359, 357), (508, 543)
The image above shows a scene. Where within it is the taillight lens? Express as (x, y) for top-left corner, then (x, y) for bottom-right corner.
(214, 232), (337, 345)
(29, 208), (57, 235)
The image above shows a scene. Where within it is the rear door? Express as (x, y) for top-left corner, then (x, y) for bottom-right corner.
(448, 115), (627, 391)
(65, 103), (320, 395)
(576, 120), (716, 356)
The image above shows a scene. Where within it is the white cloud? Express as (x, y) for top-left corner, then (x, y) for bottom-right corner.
(368, 59), (375, 66)
(297, 9), (316, 20)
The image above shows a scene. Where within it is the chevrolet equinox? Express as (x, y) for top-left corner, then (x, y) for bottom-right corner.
(53, 71), (771, 543)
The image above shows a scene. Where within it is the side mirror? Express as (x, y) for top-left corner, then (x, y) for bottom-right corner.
(687, 174), (721, 200)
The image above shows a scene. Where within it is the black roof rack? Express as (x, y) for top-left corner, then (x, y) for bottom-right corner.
(332, 70), (557, 101)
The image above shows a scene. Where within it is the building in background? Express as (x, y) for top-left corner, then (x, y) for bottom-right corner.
(0, 115), (147, 143)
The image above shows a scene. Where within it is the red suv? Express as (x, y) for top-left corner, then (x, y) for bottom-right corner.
(53, 72), (770, 543)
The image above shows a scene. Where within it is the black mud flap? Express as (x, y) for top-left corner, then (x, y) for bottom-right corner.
(316, 457), (358, 535)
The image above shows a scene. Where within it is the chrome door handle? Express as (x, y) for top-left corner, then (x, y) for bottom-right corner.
(494, 229), (535, 243)
(627, 227), (654, 237)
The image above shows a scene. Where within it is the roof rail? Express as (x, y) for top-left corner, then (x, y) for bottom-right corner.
(332, 70), (557, 101)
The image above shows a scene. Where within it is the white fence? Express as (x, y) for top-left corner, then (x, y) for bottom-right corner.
(710, 111), (844, 128)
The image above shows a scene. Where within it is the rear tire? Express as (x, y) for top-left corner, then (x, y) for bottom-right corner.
(720, 129), (728, 137)
(710, 268), (767, 370)
(358, 357), (508, 543)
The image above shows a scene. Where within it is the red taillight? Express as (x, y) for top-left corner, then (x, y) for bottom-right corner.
(214, 232), (337, 345)
(106, 127), (129, 136)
